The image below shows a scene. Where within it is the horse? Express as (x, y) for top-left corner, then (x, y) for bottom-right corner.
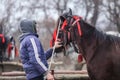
(50, 9), (120, 80)
(0, 35), (18, 72)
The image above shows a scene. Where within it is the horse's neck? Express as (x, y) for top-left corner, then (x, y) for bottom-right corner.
(80, 21), (106, 61)
(80, 31), (96, 61)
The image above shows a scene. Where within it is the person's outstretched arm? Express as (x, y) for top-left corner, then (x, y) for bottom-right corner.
(45, 39), (62, 59)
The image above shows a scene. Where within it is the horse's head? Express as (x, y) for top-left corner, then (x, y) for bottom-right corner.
(50, 9), (84, 55)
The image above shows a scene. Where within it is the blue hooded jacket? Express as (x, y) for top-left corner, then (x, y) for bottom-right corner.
(19, 19), (53, 80)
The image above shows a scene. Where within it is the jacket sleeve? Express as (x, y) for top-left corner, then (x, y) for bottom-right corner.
(45, 48), (53, 60)
(26, 37), (48, 74)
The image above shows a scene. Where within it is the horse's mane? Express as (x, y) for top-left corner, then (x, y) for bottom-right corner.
(82, 21), (120, 52)
(81, 20), (119, 40)
(80, 20), (95, 37)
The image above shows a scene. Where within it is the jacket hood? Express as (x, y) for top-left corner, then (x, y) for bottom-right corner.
(20, 19), (37, 33)
(19, 33), (39, 42)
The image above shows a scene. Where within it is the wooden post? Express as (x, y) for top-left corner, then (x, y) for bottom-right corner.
(1, 70), (87, 76)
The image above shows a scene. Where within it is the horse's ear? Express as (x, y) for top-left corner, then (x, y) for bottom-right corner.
(69, 8), (72, 16)
(60, 8), (72, 21)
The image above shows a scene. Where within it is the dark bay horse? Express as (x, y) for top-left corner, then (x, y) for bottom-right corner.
(50, 10), (120, 80)
(0, 35), (18, 72)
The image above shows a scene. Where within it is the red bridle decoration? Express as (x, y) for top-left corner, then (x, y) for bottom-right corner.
(50, 29), (57, 47)
(50, 20), (67, 47)
(61, 16), (82, 36)
(72, 16), (82, 36)
(78, 54), (83, 63)
(50, 16), (83, 63)
(60, 16), (83, 42)
(0, 34), (5, 43)
(60, 16), (83, 63)
(72, 16), (83, 63)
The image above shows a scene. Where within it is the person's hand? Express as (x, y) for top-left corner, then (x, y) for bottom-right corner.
(53, 39), (62, 49)
(46, 72), (54, 80)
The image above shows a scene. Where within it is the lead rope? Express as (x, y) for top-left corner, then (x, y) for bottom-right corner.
(44, 20), (62, 80)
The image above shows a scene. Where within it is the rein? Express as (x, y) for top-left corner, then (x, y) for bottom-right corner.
(47, 19), (62, 78)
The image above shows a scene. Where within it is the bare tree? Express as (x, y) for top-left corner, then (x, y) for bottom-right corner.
(0, 0), (15, 34)
(0, 20), (3, 34)
(74, 0), (102, 26)
(91, 0), (102, 26)
(51, 0), (70, 15)
(38, 0), (71, 35)
(106, 0), (120, 32)
(83, 0), (93, 21)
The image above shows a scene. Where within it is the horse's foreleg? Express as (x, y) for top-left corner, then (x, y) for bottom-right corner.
(0, 53), (4, 72)
(0, 63), (4, 72)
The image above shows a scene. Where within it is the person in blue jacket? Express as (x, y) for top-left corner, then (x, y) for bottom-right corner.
(19, 19), (62, 80)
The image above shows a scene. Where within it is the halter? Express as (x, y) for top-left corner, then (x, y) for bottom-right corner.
(72, 16), (82, 36)
(60, 16), (83, 53)
(61, 16), (82, 37)
(60, 15), (84, 62)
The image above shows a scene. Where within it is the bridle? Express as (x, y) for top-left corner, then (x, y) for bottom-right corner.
(48, 10), (85, 76)
(59, 15), (84, 55)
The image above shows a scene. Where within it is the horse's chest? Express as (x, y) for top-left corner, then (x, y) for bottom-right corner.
(87, 57), (114, 80)
(87, 58), (120, 80)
